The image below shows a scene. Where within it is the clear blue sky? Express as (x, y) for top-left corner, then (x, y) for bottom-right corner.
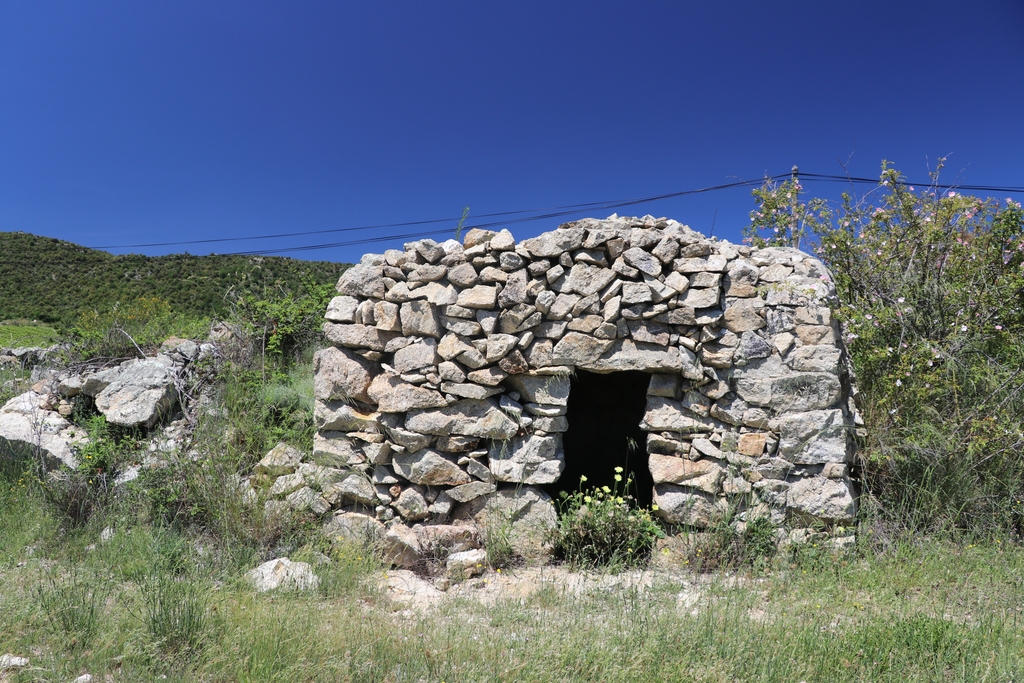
(2, 1), (1023, 263)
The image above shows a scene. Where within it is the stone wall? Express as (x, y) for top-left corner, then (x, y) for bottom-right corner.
(313, 215), (861, 548)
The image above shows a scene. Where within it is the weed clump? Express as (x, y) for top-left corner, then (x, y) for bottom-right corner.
(550, 469), (663, 569)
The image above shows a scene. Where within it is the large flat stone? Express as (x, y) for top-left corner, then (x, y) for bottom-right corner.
(405, 398), (518, 439)
(336, 263), (385, 299)
(400, 301), (442, 338)
(0, 392), (87, 469)
(521, 228), (585, 257)
(640, 396), (715, 432)
(582, 340), (703, 378)
(564, 263), (616, 297)
(393, 449), (472, 486)
(735, 372), (842, 412)
(647, 454), (725, 493)
(367, 374), (447, 413)
(504, 374), (570, 405)
(488, 433), (564, 484)
(323, 323), (399, 351)
(652, 485), (715, 527)
(94, 359), (178, 428)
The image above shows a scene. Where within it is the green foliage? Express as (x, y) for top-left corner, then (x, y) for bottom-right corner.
(550, 468), (664, 569)
(67, 296), (207, 359)
(683, 514), (779, 572)
(0, 365), (33, 406)
(0, 231), (346, 325)
(232, 275), (335, 361)
(36, 414), (140, 526)
(744, 171), (832, 250)
(454, 205), (470, 242)
(747, 161), (1024, 534)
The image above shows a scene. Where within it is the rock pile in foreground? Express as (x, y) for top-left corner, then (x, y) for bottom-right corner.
(310, 215), (862, 551)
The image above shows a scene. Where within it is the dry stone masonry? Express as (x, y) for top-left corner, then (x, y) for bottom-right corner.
(313, 215), (861, 551)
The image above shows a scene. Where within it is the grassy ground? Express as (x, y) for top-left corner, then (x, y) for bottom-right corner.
(1, 464), (1021, 683)
(0, 321), (57, 349)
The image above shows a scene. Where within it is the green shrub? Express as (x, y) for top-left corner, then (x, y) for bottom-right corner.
(550, 469), (663, 569)
(36, 415), (140, 526)
(231, 275), (334, 364)
(746, 161), (1024, 535)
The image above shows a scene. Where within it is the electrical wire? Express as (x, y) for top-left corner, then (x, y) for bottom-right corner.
(89, 175), (790, 251)
(4, 170), (1023, 263)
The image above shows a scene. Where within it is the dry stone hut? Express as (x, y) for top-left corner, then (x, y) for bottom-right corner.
(313, 215), (861, 554)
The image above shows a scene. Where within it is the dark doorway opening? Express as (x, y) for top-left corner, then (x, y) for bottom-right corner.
(546, 370), (654, 508)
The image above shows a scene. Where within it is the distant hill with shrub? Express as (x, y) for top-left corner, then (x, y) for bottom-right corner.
(0, 231), (349, 324)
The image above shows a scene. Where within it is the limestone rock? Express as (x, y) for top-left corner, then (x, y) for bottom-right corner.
(383, 523), (423, 568)
(504, 374), (570, 405)
(647, 454), (725, 493)
(323, 511), (385, 544)
(400, 301), (442, 338)
(256, 442), (303, 477)
(640, 396), (715, 432)
(326, 296), (359, 322)
(652, 485), (716, 527)
(323, 323), (399, 351)
(771, 409), (850, 464)
(622, 247), (662, 276)
(787, 477), (856, 524)
(551, 332), (615, 365)
(786, 345), (842, 374)
(488, 433), (565, 485)
(314, 400), (381, 433)
(446, 548), (488, 578)
(405, 399), (519, 439)
(93, 359), (177, 428)
(457, 285), (499, 309)
(392, 486), (430, 520)
(454, 486), (557, 559)
(367, 374), (446, 413)
(392, 339), (441, 374)
(393, 449), (472, 486)
(246, 558), (319, 592)
(564, 263), (616, 297)
(313, 346), (378, 403)
(521, 228), (584, 257)
(0, 391), (87, 469)
(337, 264), (385, 299)
(446, 481), (497, 503)
(440, 382), (503, 400)
(323, 473), (378, 507)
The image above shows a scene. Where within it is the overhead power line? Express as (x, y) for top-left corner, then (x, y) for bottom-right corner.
(4, 170), (1023, 264)
(215, 172), (1024, 257)
(90, 174), (792, 251)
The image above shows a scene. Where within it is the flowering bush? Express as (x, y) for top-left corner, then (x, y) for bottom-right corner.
(747, 161), (1024, 534)
(550, 468), (664, 569)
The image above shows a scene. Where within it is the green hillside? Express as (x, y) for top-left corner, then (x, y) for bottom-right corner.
(0, 232), (349, 324)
